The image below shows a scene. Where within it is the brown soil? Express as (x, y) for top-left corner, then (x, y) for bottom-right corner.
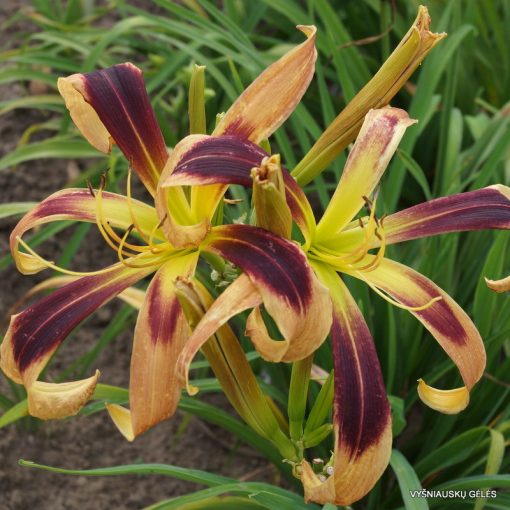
(0, 3), (281, 509)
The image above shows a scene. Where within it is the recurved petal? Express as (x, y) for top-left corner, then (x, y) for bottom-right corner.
(485, 274), (510, 293)
(161, 135), (316, 246)
(213, 26), (317, 143)
(0, 263), (153, 419)
(58, 63), (168, 195)
(376, 185), (510, 246)
(317, 107), (416, 240)
(302, 262), (391, 506)
(11, 188), (161, 274)
(203, 225), (332, 362)
(107, 253), (198, 440)
(155, 134), (210, 248)
(348, 257), (486, 413)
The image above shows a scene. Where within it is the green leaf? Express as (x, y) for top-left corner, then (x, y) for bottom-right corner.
(19, 459), (234, 486)
(0, 400), (29, 429)
(390, 450), (429, 510)
(0, 138), (102, 171)
(0, 202), (37, 219)
(395, 149), (432, 201)
(389, 396), (407, 437)
(0, 95), (64, 116)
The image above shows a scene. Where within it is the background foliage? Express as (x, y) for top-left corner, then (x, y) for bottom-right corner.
(1, 1), (509, 509)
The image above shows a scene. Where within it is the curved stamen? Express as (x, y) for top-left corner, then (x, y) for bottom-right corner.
(148, 214), (168, 254)
(126, 167), (151, 244)
(95, 183), (146, 254)
(354, 271), (443, 311)
(16, 237), (118, 276)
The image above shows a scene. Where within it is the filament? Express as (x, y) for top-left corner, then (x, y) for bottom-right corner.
(126, 168), (151, 243)
(16, 237), (117, 276)
(355, 272), (443, 311)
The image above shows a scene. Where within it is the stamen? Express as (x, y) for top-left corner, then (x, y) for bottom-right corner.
(126, 168), (151, 243)
(87, 180), (95, 197)
(117, 224), (136, 265)
(16, 237), (117, 276)
(93, 188), (140, 257)
(356, 272), (443, 311)
(94, 182), (147, 255)
(148, 214), (168, 254)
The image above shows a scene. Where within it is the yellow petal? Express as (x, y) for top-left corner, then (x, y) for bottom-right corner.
(417, 379), (470, 414)
(317, 107), (416, 240)
(107, 253), (198, 440)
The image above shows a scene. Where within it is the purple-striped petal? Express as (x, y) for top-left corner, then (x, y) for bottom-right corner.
(347, 256), (486, 413)
(11, 188), (160, 274)
(380, 185), (510, 245)
(302, 263), (391, 505)
(161, 135), (316, 246)
(58, 63), (168, 195)
(0, 263), (153, 419)
(108, 253), (198, 440)
(175, 224), (332, 393)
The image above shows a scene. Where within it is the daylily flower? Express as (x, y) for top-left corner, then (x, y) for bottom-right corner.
(160, 105), (510, 504)
(0, 27), (334, 440)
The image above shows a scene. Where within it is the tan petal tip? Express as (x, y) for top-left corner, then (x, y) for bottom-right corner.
(27, 370), (100, 420)
(417, 378), (470, 414)
(296, 25), (317, 38)
(57, 75), (112, 154)
(485, 275), (510, 293)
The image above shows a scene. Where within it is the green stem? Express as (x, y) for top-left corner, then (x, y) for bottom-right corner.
(288, 355), (313, 441)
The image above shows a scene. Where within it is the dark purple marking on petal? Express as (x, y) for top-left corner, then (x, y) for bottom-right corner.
(167, 135), (310, 228)
(12, 266), (149, 372)
(221, 118), (256, 141)
(170, 135), (267, 186)
(146, 274), (182, 345)
(389, 271), (468, 347)
(385, 187), (510, 243)
(83, 64), (168, 183)
(207, 225), (312, 311)
(30, 190), (121, 222)
(332, 305), (390, 459)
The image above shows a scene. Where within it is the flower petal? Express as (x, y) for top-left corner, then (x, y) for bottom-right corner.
(0, 263), (153, 419)
(11, 188), (161, 274)
(107, 253), (198, 440)
(302, 263), (391, 506)
(347, 257), (486, 413)
(213, 26), (317, 143)
(155, 134), (210, 248)
(292, 6), (445, 186)
(317, 107), (416, 240)
(328, 184), (510, 254)
(58, 63), (168, 195)
(175, 274), (262, 396)
(380, 185), (510, 245)
(161, 135), (316, 247)
(485, 274), (510, 293)
(176, 224), (332, 393)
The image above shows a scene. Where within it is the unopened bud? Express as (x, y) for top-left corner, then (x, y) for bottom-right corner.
(251, 154), (292, 239)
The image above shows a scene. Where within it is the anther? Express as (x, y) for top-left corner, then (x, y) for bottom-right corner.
(87, 180), (96, 197)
